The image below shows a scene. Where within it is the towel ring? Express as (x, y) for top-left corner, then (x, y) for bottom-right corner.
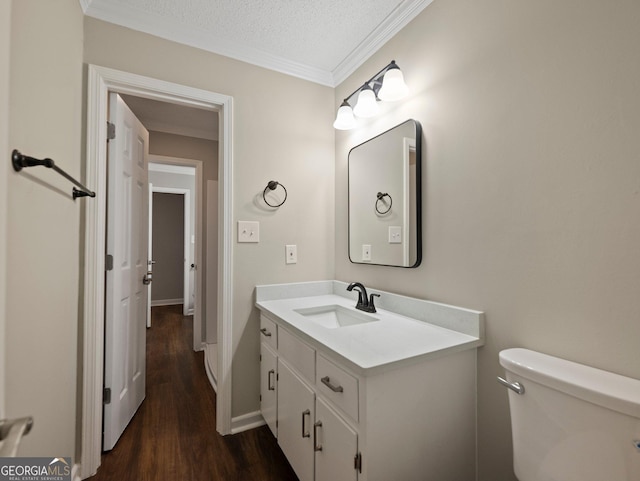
(375, 192), (392, 215)
(263, 180), (287, 208)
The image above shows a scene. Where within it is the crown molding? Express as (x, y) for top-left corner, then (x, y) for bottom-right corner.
(331, 0), (434, 86)
(81, 0), (432, 88)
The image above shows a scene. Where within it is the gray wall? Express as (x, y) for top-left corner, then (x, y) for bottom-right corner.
(6, 0), (82, 458)
(152, 192), (185, 302)
(334, 1), (640, 480)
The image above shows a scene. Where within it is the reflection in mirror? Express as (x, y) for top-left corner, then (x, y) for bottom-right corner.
(348, 119), (422, 267)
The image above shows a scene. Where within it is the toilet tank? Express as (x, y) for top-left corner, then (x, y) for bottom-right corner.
(499, 348), (640, 481)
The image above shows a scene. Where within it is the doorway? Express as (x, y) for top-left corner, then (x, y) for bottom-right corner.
(81, 65), (234, 478)
(148, 161), (198, 319)
(147, 157), (204, 346)
(150, 189), (190, 313)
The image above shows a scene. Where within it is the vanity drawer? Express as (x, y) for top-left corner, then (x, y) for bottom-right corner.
(278, 328), (315, 383)
(316, 354), (358, 422)
(259, 315), (277, 350)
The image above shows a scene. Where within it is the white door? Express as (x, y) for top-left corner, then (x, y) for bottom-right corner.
(103, 93), (150, 451)
(315, 397), (358, 481)
(278, 360), (315, 481)
(260, 342), (278, 437)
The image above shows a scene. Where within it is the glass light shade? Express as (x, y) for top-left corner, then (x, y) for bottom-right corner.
(353, 87), (379, 118)
(378, 67), (409, 101)
(333, 102), (356, 130)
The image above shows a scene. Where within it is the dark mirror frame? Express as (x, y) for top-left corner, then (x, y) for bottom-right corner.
(348, 119), (422, 268)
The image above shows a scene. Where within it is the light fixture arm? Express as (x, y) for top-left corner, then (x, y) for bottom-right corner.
(340, 60), (401, 106)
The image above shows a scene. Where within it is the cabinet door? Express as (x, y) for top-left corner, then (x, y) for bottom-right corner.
(260, 342), (278, 437)
(278, 360), (315, 481)
(315, 397), (358, 481)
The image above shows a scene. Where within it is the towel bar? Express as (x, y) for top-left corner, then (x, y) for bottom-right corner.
(12, 149), (95, 199)
(0, 416), (34, 457)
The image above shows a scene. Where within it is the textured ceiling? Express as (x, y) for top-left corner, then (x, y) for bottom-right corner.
(81, 0), (433, 86)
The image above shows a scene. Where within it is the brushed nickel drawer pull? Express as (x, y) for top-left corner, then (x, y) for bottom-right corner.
(321, 376), (344, 393)
(314, 421), (323, 452)
(260, 328), (272, 337)
(268, 369), (275, 391)
(301, 409), (311, 438)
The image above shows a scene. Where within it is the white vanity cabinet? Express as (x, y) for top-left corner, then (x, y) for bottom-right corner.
(259, 312), (478, 481)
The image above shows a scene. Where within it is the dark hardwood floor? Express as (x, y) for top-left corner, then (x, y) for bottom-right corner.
(88, 304), (298, 481)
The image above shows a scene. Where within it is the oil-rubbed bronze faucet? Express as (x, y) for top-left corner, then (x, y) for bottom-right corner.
(346, 282), (380, 313)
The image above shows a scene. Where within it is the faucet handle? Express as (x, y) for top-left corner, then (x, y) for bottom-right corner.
(368, 293), (380, 313)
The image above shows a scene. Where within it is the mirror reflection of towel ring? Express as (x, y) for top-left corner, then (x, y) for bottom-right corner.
(376, 192), (392, 215)
(263, 180), (287, 208)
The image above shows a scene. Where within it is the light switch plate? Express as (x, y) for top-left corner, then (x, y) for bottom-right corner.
(286, 245), (297, 264)
(389, 226), (402, 244)
(362, 244), (371, 261)
(238, 221), (260, 243)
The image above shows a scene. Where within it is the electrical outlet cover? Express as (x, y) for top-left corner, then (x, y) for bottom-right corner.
(286, 245), (297, 264)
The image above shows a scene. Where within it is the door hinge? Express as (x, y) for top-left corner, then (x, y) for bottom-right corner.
(105, 254), (114, 271)
(259, 394), (262, 402)
(103, 387), (111, 405)
(259, 354), (262, 362)
(107, 121), (116, 141)
(354, 452), (362, 473)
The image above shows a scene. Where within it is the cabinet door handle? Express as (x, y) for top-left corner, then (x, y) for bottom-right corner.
(321, 376), (344, 393)
(268, 369), (275, 391)
(314, 421), (323, 452)
(301, 409), (311, 438)
(260, 328), (272, 337)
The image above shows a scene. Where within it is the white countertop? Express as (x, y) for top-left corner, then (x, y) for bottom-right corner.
(256, 282), (484, 375)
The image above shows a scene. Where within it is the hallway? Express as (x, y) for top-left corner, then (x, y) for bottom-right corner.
(89, 305), (298, 481)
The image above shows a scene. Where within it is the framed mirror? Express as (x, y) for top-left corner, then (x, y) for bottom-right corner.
(348, 119), (422, 267)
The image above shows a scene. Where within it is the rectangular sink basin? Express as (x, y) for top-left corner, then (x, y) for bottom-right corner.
(293, 305), (379, 329)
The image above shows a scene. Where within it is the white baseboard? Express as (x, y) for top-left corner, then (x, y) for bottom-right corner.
(150, 298), (182, 307)
(230, 411), (265, 434)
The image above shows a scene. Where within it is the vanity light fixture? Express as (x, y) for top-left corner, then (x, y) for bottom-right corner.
(333, 60), (409, 130)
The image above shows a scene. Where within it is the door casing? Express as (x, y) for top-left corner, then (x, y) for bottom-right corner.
(81, 65), (234, 478)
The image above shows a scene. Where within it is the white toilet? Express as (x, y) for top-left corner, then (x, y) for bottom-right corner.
(499, 348), (640, 481)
